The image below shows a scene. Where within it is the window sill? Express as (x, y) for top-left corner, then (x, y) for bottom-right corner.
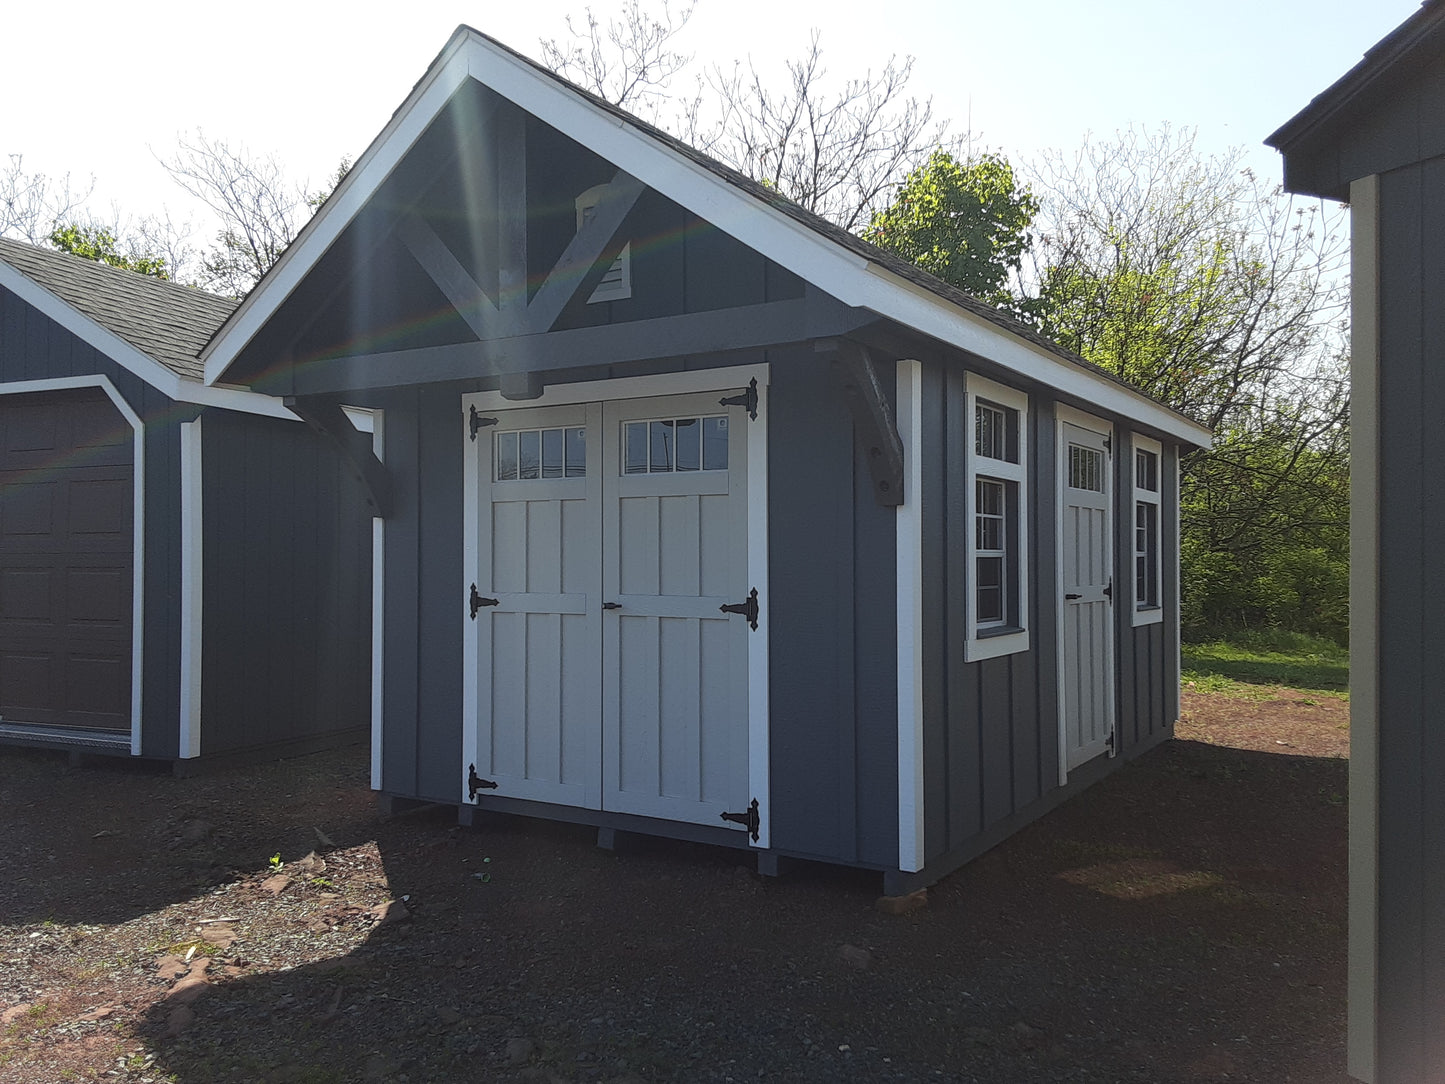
(964, 627), (1030, 662)
(1131, 606), (1164, 627)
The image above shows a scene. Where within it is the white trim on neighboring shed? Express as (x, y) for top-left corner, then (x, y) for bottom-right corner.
(0, 260), (295, 420)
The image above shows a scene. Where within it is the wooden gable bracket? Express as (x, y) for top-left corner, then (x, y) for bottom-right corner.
(818, 339), (905, 507)
(284, 396), (393, 518)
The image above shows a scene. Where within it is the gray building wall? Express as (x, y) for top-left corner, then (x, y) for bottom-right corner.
(1365, 156), (1445, 1081)
(199, 410), (372, 755)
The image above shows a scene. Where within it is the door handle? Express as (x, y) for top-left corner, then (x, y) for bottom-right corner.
(602, 602), (622, 610)
(1065, 592), (1083, 600)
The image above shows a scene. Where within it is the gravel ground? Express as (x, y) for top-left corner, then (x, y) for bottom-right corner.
(0, 689), (1349, 1083)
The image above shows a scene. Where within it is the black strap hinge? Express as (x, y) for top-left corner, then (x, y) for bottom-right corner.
(720, 798), (761, 842)
(470, 584), (499, 619)
(468, 763), (498, 801)
(469, 405), (499, 441)
(719, 587), (760, 630)
(719, 378), (759, 421)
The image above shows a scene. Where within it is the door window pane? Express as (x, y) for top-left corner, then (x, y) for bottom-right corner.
(541, 428), (563, 478)
(649, 420), (674, 472)
(496, 431), (518, 481)
(673, 418), (700, 471)
(518, 430), (540, 480)
(702, 416), (728, 471)
(565, 427), (586, 477)
(625, 422), (649, 474)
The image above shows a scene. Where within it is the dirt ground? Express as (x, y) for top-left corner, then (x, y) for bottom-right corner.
(0, 688), (1349, 1083)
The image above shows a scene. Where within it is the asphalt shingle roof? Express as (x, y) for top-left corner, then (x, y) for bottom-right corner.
(0, 236), (235, 381)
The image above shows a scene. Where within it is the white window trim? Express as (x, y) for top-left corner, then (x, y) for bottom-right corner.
(576, 184), (632, 303)
(1131, 434), (1164, 627)
(964, 373), (1029, 661)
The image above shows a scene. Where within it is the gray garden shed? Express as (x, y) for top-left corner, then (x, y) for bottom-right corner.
(200, 27), (1210, 890)
(1268, 2), (1445, 1078)
(0, 238), (373, 768)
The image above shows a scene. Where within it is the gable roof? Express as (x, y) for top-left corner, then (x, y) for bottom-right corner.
(202, 26), (1210, 447)
(0, 237), (294, 418)
(1267, 0), (1445, 199)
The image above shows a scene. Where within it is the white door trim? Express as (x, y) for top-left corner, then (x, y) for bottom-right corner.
(1055, 405), (1116, 786)
(459, 363), (770, 844)
(369, 410), (386, 791)
(0, 375), (145, 754)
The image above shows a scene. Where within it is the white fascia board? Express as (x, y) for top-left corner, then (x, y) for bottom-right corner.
(0, 261), (296, 420)
(202, 33), (476, 384)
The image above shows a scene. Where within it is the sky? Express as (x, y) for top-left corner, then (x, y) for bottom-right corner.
(1, 0), (1419, 241)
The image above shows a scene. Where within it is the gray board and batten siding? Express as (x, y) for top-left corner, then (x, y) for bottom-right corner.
(0, 240), (373, 765)
(1268, 4), (1445, 1078)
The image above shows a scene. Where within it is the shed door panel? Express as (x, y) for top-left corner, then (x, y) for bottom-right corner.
(1060, 420), (1114, 770)
(468, 391), (752, 833)
(601, 394), (750, 825)
(0, 389), (133, 731)
(474, 404), (601, 808)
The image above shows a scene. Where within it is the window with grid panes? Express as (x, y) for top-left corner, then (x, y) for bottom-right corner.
(965, 375), (1029, 659)
(1132, 435), (1163, 624)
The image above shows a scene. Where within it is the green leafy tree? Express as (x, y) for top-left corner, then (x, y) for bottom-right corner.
(861, 149), (1038, 309)
(49, 222), (169, 279)
(1024, 126), (1350, 641)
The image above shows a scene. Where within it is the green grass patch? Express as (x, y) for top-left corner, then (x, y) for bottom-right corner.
(1182, 631), (1348, 697)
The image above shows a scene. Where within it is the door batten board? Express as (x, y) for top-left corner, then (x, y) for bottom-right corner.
(895, 359), (925, 873)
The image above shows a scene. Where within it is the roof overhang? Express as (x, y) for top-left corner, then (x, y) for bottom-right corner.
(0, 259), (297, 419)
(202, 27), (1210, 448)
(1268, 0), (1445, 201)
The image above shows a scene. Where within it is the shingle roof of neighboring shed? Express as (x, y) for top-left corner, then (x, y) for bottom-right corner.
(0, 236), (235, 381)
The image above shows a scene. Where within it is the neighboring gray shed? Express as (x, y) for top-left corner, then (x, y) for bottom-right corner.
(1268, 3), (1445, 1079)
(200, 27), (1210, 891)
(0, 238), (372, 767)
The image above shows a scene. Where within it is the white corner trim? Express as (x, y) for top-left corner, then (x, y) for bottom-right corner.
(178, 417), (204, 759)
(370, 410), (386, 792)
(895, 359), (926, 874)
(0, 261), (297, 420)
(0, 376), (146, 754)
(1347, 172), (1381, 1084)
(964, 373), (1030, 663)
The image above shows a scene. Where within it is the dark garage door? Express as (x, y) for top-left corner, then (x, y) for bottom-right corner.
(0, 388), (134, 732)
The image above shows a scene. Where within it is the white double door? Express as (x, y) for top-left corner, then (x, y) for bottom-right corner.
(464, 390), (753, 830)
(1060, 416), (1116, 772)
